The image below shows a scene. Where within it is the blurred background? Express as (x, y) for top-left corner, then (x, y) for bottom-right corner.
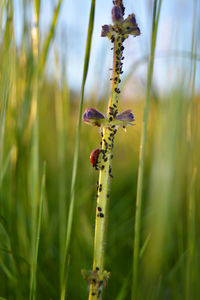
(0, 0), (200, 299)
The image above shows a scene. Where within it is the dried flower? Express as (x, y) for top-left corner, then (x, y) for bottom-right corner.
(122, 14), (141, 36)
(101, 25), (111, 37)
(82, 107), (105, 127)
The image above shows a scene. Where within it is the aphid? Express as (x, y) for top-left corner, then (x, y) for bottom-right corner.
(98, 207), (102, 211)
(90, 149), (100, 166)
(116, 49), (120, 56)
(100, 213), (104, 218)
(109, 165), (114, 178)
(99, 184), (102, 192)
(99, 280), (104, 286)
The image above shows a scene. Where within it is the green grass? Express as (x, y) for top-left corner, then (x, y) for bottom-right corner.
(0, 1), (200, 299)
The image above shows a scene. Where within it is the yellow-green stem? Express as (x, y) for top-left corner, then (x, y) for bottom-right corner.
(89, 34), (123, 300)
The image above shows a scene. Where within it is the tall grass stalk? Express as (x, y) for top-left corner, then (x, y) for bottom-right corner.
(54, 51), (69, 291)
(29, 0), (63, 297)
(60, 1), (96, 299)
(185, 1), (198, 297)
(132, 1), (162, 299)
(0, 2), (13, 192)
(29, 2), (40, 298)
(29, 163), (46, 300)
(38, 0), (63, 77)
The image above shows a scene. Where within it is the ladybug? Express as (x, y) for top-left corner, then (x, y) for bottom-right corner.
(90, 149), (100, 166)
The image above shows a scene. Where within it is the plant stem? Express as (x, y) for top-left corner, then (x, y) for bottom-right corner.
(89, 34), (123, 300)
(132, 1), (162, 299)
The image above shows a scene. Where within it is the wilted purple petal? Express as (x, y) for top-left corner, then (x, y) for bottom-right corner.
(101, 25), (110, 37)
(112, 5), (123, 24)
(82, 107), (105, 127)
(122, 14), (141, 36)
(115, 110), (135, 122)
(127, 14), (137, 26)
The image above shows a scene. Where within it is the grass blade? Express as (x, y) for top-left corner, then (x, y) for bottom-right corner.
(38, 0), (63, 77)
(29, 162), (46, 300)
(60, 1), (96, 299)
(132, 1), (162, 299)
(29, 2), (40, 298)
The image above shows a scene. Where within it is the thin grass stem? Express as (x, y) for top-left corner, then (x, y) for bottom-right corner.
(38, 0), (63, 77)
(29, 2), (40, 299)
(132, 1), (162, 299)
(29, 162), (46, 300)
(60, 1), (96, 299)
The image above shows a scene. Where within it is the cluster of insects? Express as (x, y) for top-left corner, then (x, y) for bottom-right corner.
(82, 267), (110, 299)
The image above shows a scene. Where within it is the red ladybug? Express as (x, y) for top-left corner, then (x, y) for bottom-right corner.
(90, 149), (100, 166)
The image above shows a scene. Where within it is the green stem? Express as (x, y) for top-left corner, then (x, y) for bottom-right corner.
(132, 1), (162, 299)
(89, 34), (123, 300)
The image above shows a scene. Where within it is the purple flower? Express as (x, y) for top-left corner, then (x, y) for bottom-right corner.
(115, 109), (135, 124)
(101, 25), (111, 37)
(112, 5), (123, 24)
(122, 14), (141, 36)
(82, 107), (105, 127)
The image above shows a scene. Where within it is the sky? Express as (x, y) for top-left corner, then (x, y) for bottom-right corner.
(13, 0), (200, 97)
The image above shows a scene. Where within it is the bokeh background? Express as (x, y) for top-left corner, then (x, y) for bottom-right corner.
(0, 0), (200, 299)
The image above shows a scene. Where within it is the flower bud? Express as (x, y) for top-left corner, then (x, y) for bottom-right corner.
(82, 107), (105, 127)
(112, 5), (123, 24)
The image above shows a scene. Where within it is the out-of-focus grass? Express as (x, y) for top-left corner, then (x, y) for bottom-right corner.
(0, 1), (200, 300)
